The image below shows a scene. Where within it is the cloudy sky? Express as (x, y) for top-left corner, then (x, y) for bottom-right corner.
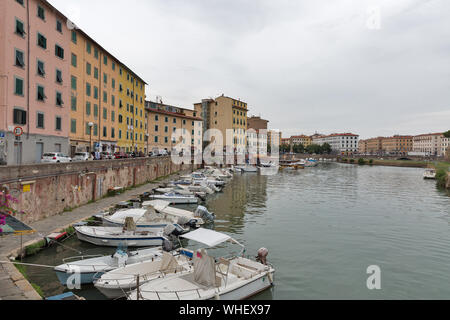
(49, 0), (450, 139)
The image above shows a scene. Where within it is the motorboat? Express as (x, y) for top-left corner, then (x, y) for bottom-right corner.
(127, 229), (275, 300)
(94, 249), (194, 299)
(258, 162), (279, 175)
(147, 192), (199, 204)
(74, 220), (174, 247)
(54, 247), (162, 285)
(142, 200), (215, 224)
(240, 165), (258, 173)
(102, 207), (188, 230)
(423, 168), (436, 179)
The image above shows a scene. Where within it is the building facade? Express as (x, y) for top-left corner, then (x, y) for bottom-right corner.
(0, 0), (71, 165)
(290, 135), (312, 147)
(194, 95), (248, 153)
(247, 116), (268, 154)
(145, 101), (202, 154)
(412, 133), (443, 156)
(364, 137), (384, 155)
(314, 133), (359, 155)
(358, 139), (368, 154)
(382, 135), (413, 156)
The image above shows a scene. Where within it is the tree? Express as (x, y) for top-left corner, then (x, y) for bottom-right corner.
(292, 143), (304, 154)
(280, 144), (290, 153)
(443, 130), (450, 138)
(321, 143), (332, 154)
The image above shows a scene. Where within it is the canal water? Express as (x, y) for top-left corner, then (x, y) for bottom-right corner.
(22, 163), (450, 299)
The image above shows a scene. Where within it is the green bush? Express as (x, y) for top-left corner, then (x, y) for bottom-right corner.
(369, 159), (374, 165)
(349, 159), (355, 163)
(436, 169), (447, 188)
(358, 158), (366, 165)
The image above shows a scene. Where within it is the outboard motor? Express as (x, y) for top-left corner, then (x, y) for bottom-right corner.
(162, 239), (174, 252)
(194, 206), (215, 222)
(163, 224), (176, 236)
(257, 247), (269, 265)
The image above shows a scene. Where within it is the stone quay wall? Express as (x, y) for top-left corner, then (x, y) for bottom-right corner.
(0, 157), (196, 224)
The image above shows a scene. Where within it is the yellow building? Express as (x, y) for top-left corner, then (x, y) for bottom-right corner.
(68, 29), (147, 156)
(145, 101), (203, 154)
(117, 66), (147, 153)
(290, 135), (312, 147)
(194, 95), (248, 153)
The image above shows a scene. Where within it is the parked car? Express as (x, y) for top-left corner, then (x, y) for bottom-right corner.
(101, 152), (113, 160)
(114, 152), (128, 159)
(72, 152), (91, 161)
(42, 152), (72, 163)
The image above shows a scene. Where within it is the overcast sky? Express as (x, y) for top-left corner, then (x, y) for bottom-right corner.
(48, 0), (450, 139)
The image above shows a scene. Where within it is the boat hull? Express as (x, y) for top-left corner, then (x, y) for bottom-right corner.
(148, 196), (198, 204)
(55, 270), (106, 285)
(75, 228), (166, 247)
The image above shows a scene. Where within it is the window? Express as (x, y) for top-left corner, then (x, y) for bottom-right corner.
(165, 116), (168, 123)
(118, 115), (123, 123)
(15, 49), (25, 68)
(154, 136), (158, 143)
(37, 33), (47, 49)
(36, 112), (44, 128)
(86, 83), (91, 96)
(103, 56), (107, 65)
(119, 99), (123, 108)
(155, 125), (158, 132)
(112, 62), (115, 71)
(37, 60), (45, 77)
(71, 119), (76, 133)
(86, 62), (91, 75)
(164, 126), (168, 133)
(55, 45), (64, 59)
(14, 77), (24, 96)
(71, 31), (77, 44)
(56, 92), (63, 106)
(165, 137), (168, 143)
(112, 78), (115, 89)
(103, 108), (107, 120)
(15, 19), (25, 37)
(55, 116), (62, 131)
(71, 76), (77, 90)
(173, 118), (176, 124)
(103, 126), (107, 137)
(94, 67), (98, 79)
(94, 104), (98, 117)
(16, 0), (24, 5)
(111, 111), (115, 122)
(111, 128), (115, 138)
(93, 124), (98, 136)
(56, 20), (62, 33)
(155, 115), (159, 121)
(71, 96), (76, 111)
(103, 73), (107, 84)
(71, 53), (77, 67)
(56, 69), (62, 84)
(119, 130), (122, 139)
(13, 108), (26, 125)
(103, 91), (107, 103)
(37, 5), (45, 20)
(37, 85), (45, 101)
(86, 42), (91, 54)
(94, 48), (99, 59)
(111, 95), (115, 106)
(86, 102), (91, 115)
(94, 86), (98, 99)
(119, 84), (123, 92)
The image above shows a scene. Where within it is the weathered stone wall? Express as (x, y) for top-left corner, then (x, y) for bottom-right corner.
(0, 157), (195, 223)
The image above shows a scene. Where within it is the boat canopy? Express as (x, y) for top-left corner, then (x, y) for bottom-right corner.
(181, 228), (234, 247)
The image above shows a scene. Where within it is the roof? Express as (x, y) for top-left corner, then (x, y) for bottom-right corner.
(316, 133), (359, 138)
(413, 133), (443, 137)
(181, 228), (232, 247)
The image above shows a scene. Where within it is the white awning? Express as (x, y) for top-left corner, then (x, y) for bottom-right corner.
(181, 228), (232, 247)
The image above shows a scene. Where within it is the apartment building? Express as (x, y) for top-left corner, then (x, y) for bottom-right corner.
(314, 133), (359, 154)
(0, 0), (71, 165)
(358, 139), (368, 154)
(441, 137), (449, 158)
(194, 95), (248, 153)
(267, 130), (282, 148)
(382, 135), (413, 156)
(117, 67), (147, 153)
(412, 133), (443, 156)
(364, 137), (384, 155)
(145, 101), (202, 154)
(290, 135), (312, 147)
(247, 116), (268, 154)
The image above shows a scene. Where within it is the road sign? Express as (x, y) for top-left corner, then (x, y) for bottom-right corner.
(14, 127), (23, 137)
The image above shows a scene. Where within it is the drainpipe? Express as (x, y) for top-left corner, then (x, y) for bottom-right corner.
(26, 0), (30, 139)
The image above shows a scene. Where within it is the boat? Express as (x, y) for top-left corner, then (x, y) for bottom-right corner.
(240, 165), (258, 173)
(279, 160), (304, 170)
(423, 168), (436, 179)
(94, 248), (194, 299)
(102, 207), (188, 230)
(147, 192), (199, 204)
(127, 228), (275, 300)
(74, 220), (173, 247)
(54, 247), (162, 285)
(142, 200), (215, 224)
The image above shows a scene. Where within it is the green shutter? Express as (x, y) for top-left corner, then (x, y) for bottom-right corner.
(71, 96), (77, 111)
(15, 77), (23, 95)
(71, 119), (76, 133)
(71, 76), (77, 90)
(86, 102), (91, 115)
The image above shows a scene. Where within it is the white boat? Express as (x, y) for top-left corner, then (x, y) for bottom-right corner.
(127, 229), (275, 300)
(190, 173), (226, 186)
(240, 165), (258, 173)
(102, 207), (187, 230)
(423, 168), (436, 179)
(54, 247), (162, 285)
(258, 162), (279, 175)
(147, 192), (199, 204)
(74, 225), (171, 247)
(142, 200), (215, 224)
(94, 249), (194, 299)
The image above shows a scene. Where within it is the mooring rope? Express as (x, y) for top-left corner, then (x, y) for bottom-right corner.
(0, 260), (56, 269)
(36, 232), (83, 255)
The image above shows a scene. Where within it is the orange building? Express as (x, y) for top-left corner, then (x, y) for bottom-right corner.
(382, 135), (413, 155)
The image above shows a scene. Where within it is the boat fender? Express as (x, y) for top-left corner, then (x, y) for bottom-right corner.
(267, 272), (274, 285)
(214, 293), (220, 300)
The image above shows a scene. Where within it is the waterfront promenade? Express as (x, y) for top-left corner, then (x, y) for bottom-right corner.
(0, 170), (187, 300)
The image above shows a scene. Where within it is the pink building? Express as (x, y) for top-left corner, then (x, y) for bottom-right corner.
(0, 0), (71, 165)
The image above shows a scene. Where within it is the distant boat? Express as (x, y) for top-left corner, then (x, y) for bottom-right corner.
(240, 165), (258, 173)
(147, 192), (199, 204)
(423, 168), (436, 179)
